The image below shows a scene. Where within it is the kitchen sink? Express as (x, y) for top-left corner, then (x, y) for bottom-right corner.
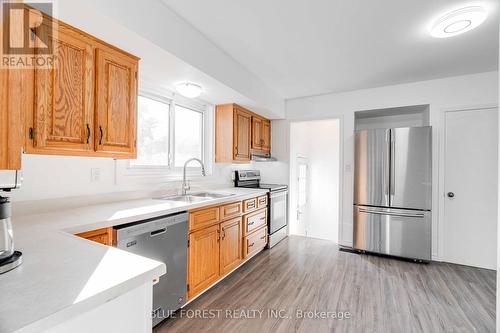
(156, 192), (235, 203)
(189, 192), (235, 198)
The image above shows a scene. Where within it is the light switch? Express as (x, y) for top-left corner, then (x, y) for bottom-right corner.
(90, 168), (101, 182)
(345, 164), (352, 172)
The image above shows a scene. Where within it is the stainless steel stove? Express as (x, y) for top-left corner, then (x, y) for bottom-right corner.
(234, 170), (288, 248)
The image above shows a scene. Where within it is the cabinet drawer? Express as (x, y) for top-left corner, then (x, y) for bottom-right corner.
(257, 195), (268, 208)
(244, 227), (267, 258)
(243, 208), (267, 236)
(243, 197), (258, 212)
(189, 207), (220, 232)
(220, 202), (242, 221)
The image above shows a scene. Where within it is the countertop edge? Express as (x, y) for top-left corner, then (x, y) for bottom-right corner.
(13, 264), (165, 333)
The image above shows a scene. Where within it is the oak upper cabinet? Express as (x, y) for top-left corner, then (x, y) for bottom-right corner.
(188, 224), (220, 299)
(95, 46), (138, 158)
(262, 120), (271, 152)
(251, 116), (263, 150)
(28, 21), (94, 155)
(215, 104), (252, 163)
(23, 9), (139, 159)
(0, 69), (26, 170)
(219, 217), (242, 275)
(251, 116), (271, 153)
(234, 108), (252, 161)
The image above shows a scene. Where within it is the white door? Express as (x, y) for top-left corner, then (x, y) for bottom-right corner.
(296, 157), (309, 236)
(443, 107), (498, 269)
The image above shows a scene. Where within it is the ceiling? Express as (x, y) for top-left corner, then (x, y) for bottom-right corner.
(163, 0), (499, 100)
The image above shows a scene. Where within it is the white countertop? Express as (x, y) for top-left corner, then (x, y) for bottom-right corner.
(0, 187), (268, 333)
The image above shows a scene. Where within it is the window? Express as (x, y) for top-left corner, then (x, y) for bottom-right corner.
(174, 105), (203, 167)
(130, 95), (170, 168)
(127, 93), (209, 175)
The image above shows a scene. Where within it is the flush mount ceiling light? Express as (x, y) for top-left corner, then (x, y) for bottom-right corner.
(176, 82), (203, 98)
(430, 6), (487, 38)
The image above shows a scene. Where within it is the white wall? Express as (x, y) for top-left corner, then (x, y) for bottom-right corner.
(286, 71), (499, 260)
(9, 154), (241, 203)
(289, 120), (340, 242)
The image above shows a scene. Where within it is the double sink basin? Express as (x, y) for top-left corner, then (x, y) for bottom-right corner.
(156, 191), (235, 204)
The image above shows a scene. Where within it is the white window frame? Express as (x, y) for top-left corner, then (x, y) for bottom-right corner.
(115, 87), (213, 184)
(128, 92), (173, 171)
(171, 102), (206, 170)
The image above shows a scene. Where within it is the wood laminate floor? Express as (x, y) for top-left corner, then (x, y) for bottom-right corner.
(155, 236), (496, 333)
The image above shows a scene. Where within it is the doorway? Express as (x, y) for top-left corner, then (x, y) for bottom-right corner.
(289, 119), (340, 242)
(443, 107), (498, 269)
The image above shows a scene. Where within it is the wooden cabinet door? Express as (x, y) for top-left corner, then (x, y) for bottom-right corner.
(233, 109), (251, 161)
(31, 23), (94, 154)
(220, 217), (242, 275)
(262, 120), (271, 151)
(0, 69), (26, 170)
(251, 116), (263, 150)
(188, 225), (220, 298)
(95, 47), (138, 158)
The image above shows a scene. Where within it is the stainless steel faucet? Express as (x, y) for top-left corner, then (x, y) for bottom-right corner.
(182, 158), (206, 195)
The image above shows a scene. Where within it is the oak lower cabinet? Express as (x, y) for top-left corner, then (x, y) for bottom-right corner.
(76, 227), (115, 246)
(187, 224), (220, 299)
(244, 226), (268, 258)
(187, 197), (267, 300)
(243, 208), (267, 236)
(219, 217), (243, 275)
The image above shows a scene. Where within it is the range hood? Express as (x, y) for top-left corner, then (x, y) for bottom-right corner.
(251, 152), (277, 162)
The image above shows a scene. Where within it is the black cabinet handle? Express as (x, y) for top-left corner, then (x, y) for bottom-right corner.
(86, 124), (91, 144)
(447, 192), (455, 198)
(99, 126), (104, 145)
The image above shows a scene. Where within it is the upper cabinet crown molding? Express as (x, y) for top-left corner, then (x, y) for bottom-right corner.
(18, 5), (140, 162)
(215, 103), (271, 163)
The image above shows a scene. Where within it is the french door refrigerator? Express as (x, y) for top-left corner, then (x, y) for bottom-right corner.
(353, 126), (432, 261)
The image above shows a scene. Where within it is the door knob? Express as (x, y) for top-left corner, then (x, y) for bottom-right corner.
(447, 192), (455, 198)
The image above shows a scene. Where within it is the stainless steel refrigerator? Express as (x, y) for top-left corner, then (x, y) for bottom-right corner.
(353, 126), (432, 261)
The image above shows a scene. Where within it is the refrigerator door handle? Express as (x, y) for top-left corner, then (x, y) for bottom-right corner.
(358, 208), (425, 219)
(390, 129), (396, 204)
(384, 130), (391, 205)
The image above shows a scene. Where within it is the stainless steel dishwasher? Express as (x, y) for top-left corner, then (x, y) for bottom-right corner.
(115, 212), (188, 327)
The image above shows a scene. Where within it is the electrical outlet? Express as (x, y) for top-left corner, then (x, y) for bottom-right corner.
(90, 168), (101, 182)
